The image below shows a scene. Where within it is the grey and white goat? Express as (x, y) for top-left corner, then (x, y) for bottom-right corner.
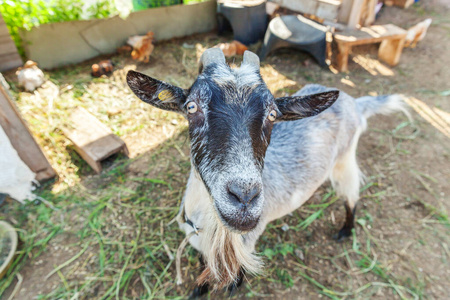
(126, 48), (408, 295)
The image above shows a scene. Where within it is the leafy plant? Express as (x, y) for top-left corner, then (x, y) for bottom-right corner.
(0, 0), (118, 57)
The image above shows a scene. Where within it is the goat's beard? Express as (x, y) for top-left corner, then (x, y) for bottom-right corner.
(197, 206), (263, 290)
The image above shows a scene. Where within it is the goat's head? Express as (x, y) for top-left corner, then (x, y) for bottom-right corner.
(127, 48), (338, 233)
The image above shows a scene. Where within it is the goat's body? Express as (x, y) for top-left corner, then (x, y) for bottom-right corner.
(179, 84), (407, 287)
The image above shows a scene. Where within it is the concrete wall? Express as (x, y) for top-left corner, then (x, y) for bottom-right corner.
(21, 1), (217, 69)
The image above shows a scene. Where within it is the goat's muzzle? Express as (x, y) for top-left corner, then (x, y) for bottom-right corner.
(217, 182), (262, 232)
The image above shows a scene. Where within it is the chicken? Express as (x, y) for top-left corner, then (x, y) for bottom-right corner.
(16, 60), (45, 92)
(215, 40), (248, 57)
(405, 18), (432, 48)
(91, 60), (114, 77)
(127, 32), (155, 63)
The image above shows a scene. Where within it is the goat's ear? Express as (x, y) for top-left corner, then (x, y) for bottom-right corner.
(126, 70), (187, 113)
(275, 91), (339, 122)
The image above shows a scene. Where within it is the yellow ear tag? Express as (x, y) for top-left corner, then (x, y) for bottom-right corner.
(158, 90), (172, 101)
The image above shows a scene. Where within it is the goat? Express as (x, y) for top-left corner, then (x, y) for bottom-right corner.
(126, 48), (408, 296)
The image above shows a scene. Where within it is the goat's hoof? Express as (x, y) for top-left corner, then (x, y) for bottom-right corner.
(227, 282), (240, 297)
(333, 227), (353, 242)
(189, 284), (209, 299)
(227, 268), (244, 297)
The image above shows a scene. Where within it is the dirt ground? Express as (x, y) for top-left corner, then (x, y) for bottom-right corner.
(1, 2), (449, 299)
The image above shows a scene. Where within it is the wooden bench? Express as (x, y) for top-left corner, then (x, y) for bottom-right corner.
(333, 24), (407, 72)
(63, 107), (128, 173)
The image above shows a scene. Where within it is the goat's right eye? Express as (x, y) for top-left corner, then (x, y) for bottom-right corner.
(187, 102), (198, 114)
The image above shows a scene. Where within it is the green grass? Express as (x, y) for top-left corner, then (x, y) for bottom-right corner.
(0, 135), (191, 298)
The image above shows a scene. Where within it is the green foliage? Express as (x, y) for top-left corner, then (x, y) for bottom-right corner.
(276, 269), (294, 288)
(263, 243), (295, 260)
(0, 0), (118, 57)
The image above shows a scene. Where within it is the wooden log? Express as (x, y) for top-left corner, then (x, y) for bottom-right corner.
(0, 84), (56, 182)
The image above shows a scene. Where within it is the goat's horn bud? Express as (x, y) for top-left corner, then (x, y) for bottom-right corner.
(242, 50), (260, 69)
(199, 48), (226, 73)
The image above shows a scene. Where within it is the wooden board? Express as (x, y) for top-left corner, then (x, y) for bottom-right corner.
(0, 13), (22, 72)
(63, 107), (128, 173)
(0, 84), (56, 182)
(338, 0), (353, 24)
(359, 0), (377, 27)
(347, 0), (364, 29)
(334, 24), (407, 45)
(316, 0), (340, 21)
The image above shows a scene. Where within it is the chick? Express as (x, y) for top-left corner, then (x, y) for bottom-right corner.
(16, 60), (45, 92)
(405, 18), (432, 48)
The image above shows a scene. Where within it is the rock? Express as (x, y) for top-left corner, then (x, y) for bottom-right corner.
(295, 248), (305, 261)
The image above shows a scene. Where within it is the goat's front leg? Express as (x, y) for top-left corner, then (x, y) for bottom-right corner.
(189, 255), (209, 299)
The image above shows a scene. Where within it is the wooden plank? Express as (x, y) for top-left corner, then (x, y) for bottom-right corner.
(393, 0), (414, 8)
(378, 36), (406, 66)
(0, 53), (22, 72)
(338, 0), (354, 24)
(272, 0), (318, 15)
(0, 34), (14, 42)
(0, 52), (22, 62)
(0, 42), (18, 55)
(359, 0), (377, 27)
(316, 0), (340, 21)
(0, 25), (10, 36)
(0, 85), (56, 182)
(0, 16), (22, 72)
(333, 24), (407, 72)
(63, 107), (128, 173)
(347, 0), (364, 28)
(334, 24), (407, 46)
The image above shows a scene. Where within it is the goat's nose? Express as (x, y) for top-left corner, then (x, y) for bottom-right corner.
(227, 182), (261, 205)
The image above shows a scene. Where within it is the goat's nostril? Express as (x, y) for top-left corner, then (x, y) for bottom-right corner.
(227, 183), (261, 205)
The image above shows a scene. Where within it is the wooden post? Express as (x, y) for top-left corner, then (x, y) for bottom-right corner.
(378, 37), (406, 66)
(347, 0), (364, 29)
(336, 42), (350, 72)
(0, 85), (56, 182)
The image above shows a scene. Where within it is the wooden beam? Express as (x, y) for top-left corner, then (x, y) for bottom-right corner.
(0, 85), (56, 182)
(347, 0), (364, 29)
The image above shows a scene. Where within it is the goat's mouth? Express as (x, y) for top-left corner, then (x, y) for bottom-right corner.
(216, 204), (261, 232)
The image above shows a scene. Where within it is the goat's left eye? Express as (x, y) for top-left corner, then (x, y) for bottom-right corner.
(268, 110), (277, 122)
(187, 102), (198, 114)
